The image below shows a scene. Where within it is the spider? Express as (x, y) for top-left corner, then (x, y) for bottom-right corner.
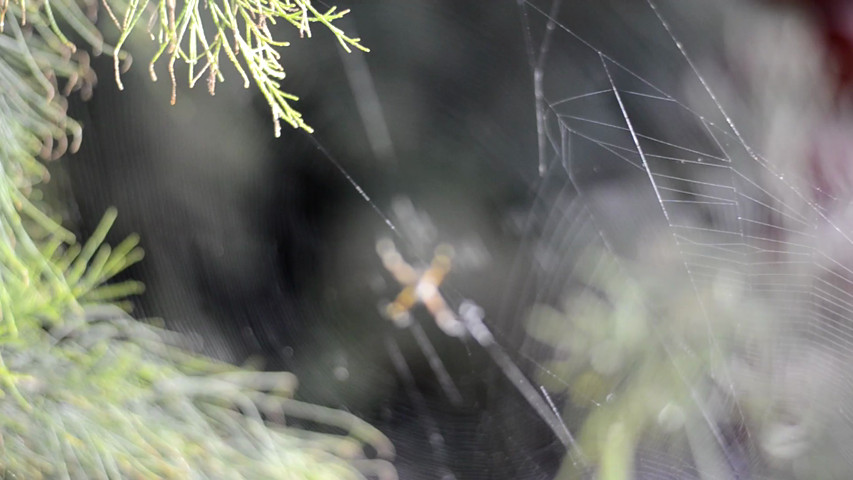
(375, 238), (465, 337)
(375, 237), (579, 453)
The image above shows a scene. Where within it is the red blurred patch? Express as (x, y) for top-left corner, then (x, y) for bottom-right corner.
(808, 120), (853, 206)
(762, 1), (853, 211)
(768, 0), (853, 93)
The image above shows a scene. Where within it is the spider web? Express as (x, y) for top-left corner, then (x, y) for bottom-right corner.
(319, 0), (853, 478)
(501, 0), (853, 478)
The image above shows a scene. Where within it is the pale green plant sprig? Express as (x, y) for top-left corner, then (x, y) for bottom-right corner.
(0, 17), (90, 161)
(0, 5), (105, 346)
(1, 0), (123, 61)
(104, 0), (367, 135)
(0, 203), (143, 413)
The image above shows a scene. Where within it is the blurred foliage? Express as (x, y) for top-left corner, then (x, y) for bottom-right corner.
(0, 0), (394, 477)
(525, 247), (773, 480)
(0, 304), (396, 479)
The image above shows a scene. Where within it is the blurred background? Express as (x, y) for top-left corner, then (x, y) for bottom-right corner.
(53, 0), (853, 478)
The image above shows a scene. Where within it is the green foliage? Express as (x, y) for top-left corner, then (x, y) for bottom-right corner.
(109, 0), (368, 135)
(525, 247), (762, 480)
(0, 304), (396, 479)
(1, 0), (366, 137)
(0, 0), (394, 477)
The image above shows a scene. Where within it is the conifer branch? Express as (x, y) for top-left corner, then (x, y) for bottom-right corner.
(0, 0), (394, 476)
